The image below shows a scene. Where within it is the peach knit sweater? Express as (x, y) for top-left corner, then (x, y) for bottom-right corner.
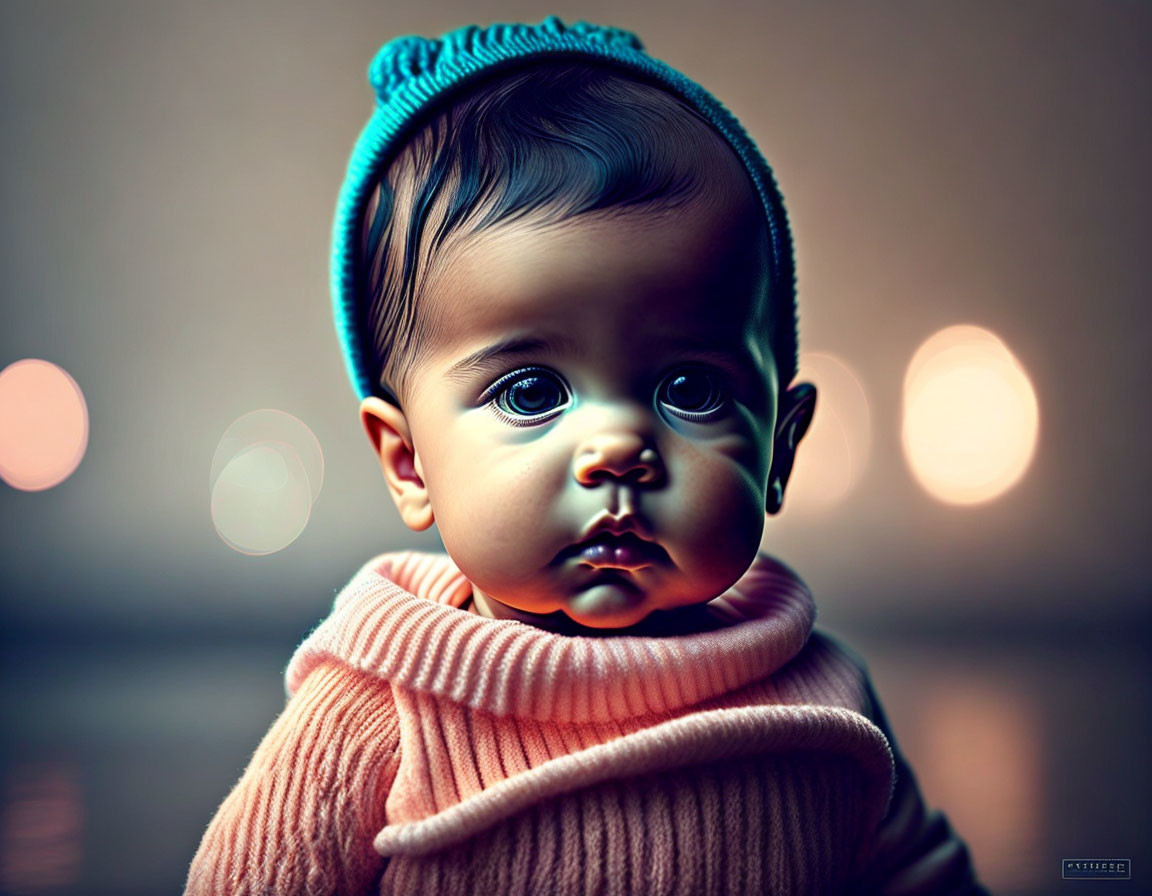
(185, 551), (988, 895)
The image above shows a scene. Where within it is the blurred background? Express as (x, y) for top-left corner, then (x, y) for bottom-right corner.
(0, 0), (1149, 893)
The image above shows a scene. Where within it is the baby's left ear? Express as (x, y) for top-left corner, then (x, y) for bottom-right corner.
(766, 382), (817, 515)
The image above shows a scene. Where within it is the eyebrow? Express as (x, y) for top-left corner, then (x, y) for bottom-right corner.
(444, 335), (576, 383)
(660, 339), (763, 375)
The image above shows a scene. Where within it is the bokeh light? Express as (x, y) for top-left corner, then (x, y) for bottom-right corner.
(784, 351), (873, 512)
(0, 762), (83, 893)
(0, 359), (89, 492)
(901, 325), (1039, 505)
(913, 678), (1045, 893)
(209, 410), (323, 555)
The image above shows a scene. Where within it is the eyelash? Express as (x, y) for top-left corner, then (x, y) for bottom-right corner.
(478, 366), (732, 426)
(480, 367), (571, 427)
(657, 367), (730, 423)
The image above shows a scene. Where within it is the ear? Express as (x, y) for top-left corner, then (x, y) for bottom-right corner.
(766, 382), (817, 515)
(359, 396), (434, 531)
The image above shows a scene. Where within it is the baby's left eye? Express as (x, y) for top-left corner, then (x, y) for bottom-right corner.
(658, 368), (728, 419)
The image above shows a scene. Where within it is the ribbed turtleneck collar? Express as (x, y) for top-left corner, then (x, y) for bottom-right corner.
(287, 551), (816, 724)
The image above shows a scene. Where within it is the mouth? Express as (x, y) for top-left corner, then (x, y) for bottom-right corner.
(562, 531), (669, 571)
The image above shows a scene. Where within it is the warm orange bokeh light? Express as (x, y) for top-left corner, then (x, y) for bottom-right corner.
(0, 359), (89, 491)
(913, 678), (1045, 893)
(0, 762), (83, 892)
(901, 325), (1039, 505)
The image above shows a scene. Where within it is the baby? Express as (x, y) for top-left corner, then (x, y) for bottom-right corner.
(186, 17), (989, 896)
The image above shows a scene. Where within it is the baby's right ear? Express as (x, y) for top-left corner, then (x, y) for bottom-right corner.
(359, 397), (434, 531)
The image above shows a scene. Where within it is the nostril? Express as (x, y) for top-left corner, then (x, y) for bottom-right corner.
(627, 451), (662, 484)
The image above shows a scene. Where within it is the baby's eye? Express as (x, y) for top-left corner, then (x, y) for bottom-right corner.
(658, 368), (728, 419)
(488, 368), (570, 423)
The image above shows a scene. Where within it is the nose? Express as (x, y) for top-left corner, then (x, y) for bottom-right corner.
(573, 426), (665, 487)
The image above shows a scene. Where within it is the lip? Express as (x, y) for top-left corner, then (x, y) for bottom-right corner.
(577, 512), (653, 542)
(565, 531), (668, 571)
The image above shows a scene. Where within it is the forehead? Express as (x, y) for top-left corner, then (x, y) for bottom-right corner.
(417, 154), (773, 364)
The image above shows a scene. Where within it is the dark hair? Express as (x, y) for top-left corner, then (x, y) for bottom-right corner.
(358, 60), (795, 403)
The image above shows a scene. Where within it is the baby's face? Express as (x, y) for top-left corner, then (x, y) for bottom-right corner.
(365, 169), (797, 631)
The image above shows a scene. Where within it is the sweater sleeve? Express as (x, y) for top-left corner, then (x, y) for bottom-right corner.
(184, 660), (402, 896)
(851, 671), (992, 896)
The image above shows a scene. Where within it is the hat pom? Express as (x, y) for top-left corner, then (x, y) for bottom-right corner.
(368, 35), (444, 100)
(546, 17), (645, 50)
(367, 16), (644, 103)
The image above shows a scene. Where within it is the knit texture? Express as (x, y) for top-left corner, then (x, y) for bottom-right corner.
(186, 551), (990, 895)
(331, 15), (798, 402)
(285, 551), (829, 723)
(184, 662), (401, 894)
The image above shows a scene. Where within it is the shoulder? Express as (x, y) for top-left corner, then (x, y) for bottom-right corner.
(284, 661), (402, 745)
(809, 627), (871, 672)
(185, 659), (401, 895)
(294, 659), (395, 702)
(803, 628), (884, 723)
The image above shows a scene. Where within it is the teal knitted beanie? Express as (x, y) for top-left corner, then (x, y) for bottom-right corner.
(332, 15), (796, 402)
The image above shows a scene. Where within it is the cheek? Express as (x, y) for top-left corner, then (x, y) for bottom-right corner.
(668, 448), (767, 582)
(423, 436), (568, 579)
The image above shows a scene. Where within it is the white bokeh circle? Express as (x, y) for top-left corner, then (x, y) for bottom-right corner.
(210, 409), (324, 555)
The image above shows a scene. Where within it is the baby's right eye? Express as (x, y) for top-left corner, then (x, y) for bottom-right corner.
(485, 368), (570, 425)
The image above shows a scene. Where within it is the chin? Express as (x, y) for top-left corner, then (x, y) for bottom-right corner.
(566, 579), (656, 630)
(563, 610), (650, 632)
